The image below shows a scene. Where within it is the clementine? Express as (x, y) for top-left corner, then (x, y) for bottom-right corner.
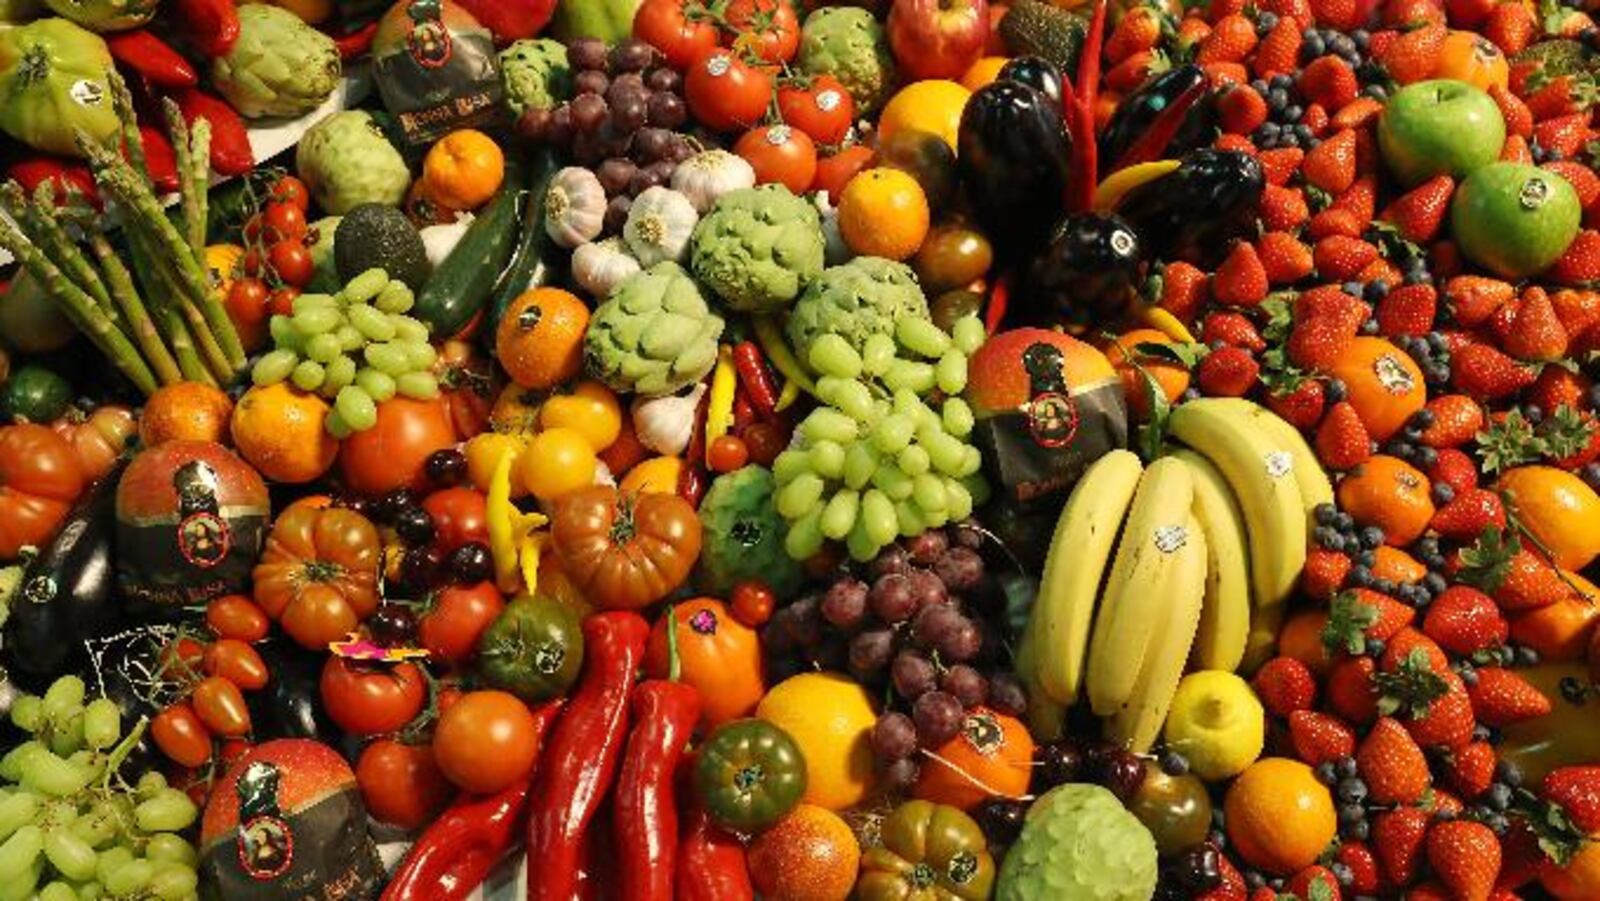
(1327, 337), (1427, 442)
(230, 383), (338, 483)
(837, 167), (930, 262)
(1495, 465), (1600, 570)
(913, 707), (1034, 810)
(142, 382), (235, 447)
(421, 129), (506, 211)
(1336, 454), (1436, 546)
(1103, 328), (1192, 418)
(1224, 758), (1337, 875)
(495, 289), (589, 391)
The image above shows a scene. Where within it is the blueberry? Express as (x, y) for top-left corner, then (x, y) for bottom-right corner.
(1360, 318), (1380, 334)
(1337, 778), (1369, 804)
(1257, 10), (1279, 31)
(1487, 783), (1513, 811)
(1341, 819), (1370, 841)
(1364, 280), (1389, 301)
(1356, 550), (1376, 567)
(1424, 572), (1447, 595)
(1336, 756), (1358, 779)
(1252, 78), (1271, 94)
(1304, 34), (1326, 57)
(1348, 565), (1372, 587)
(1315, 503), (1339, 526)
(1315, 762), (1338, 785)
(1268, 87), (1290, 111)
(1432, 483), (1456, 504)
(1496, 760), (1524, 788)
(1360, 526), (1385, 548)
(1335, 511), (1355, 531)
(1338, 802), (1367, 826)
(1517, 645), (1541, 667)
(1283, 104), (1304, 122)
(1459, 666), (1479, 686)
(1524, 404), (1544, 424)
(1367, 638), (1386, 658)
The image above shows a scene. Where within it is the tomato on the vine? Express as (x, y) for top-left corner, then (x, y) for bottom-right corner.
(740, 421), (786, 466)
(319, 658), (428, 737)
(268, 240), (314, 288)
(707, 434), (750, 473)
(723, 0), (800, 64)
(735, 124), (818, 195)
(731, 580), (776, 627)
(422, 486), (490, 553)
(684, 50), (772, 133)
(226, 276), (270, 327)
(357, 739), (454, 829)
(633, 0), (720, 70)
(203, 639), (269, 690)
(192, 676), (252, 737)
(270, 176), (310, 211)
(162, 636), (207, 678)
(811, 144), (875, 199)
(419, 581), (505, 665)
(268, 286), (301, 317)
(432, 690), (542, 794)
(777, 75), (856, 145)
(263, 202), (307, 243)
(152, 703), (211, 768)
(206, 594), (270, 642)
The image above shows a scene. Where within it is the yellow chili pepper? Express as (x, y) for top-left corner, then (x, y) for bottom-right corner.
(752, 315), (816, 396)
(706, 345), (737, 448)
(487, 450), (520, 593)
(775, 379), (801, 412)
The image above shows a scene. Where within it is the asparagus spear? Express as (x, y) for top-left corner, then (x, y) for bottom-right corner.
(163, 99), (207, 272)
(125, 227), (233, 385)
(88, 233), (183, 387)
(189, 119), (212, 271)
(108, 71), (149, 184)
(1, 183), (118, 324)
(125, 229), (215, 386)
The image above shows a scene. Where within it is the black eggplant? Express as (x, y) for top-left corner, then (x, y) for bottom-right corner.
(1098, 65), (1217, 171)
(249, 640), (339, 744)
(957, 80), (1073, 261)
(997, 55), (1063, 107)
(1020, 212), (1147, 333)
(1114, 149), (1265, 269)
(4, 460), (126, 680)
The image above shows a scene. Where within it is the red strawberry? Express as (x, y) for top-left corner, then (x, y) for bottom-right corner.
(1105, 50), (1161, 92)
(1196, 345), (1260, 396)
(1486, 295), (1522, 345)
(1381, 628), (1451, 675)
(1316, 400), (1372, 469)
(1525, 75), (1596, 121)
(1445, 275), (1515, 326)
(1549, 229), (1600, 286)
(1454, 528), (1574, 611)
(1288, 318), (1358, 372)
(1213, 241), (1269, 307)
(1422, 586), (1508, 655)
(1335, 841), (1381, 894)
(1253, 655), (1318, 717)
(1266, 377), (1326, 429)
(1302, 547), (1352, 599)
(1483, 0), (1537, 55)
(1382, 0), (1444, 28)
(1105, 5), (1163, 63)
(1489, 83), (1535, 138)
(1429, 488), (1508, 541)
(1295, 283), (1369, 327)
(1427, 447), (1480, 493)
(1302, 102), (1330, 137)
(1308, 205), (1366, 239)
(1303, 128), (1358, 193)
(1258, 231), (1314, 284)
(1288, 865), (1343, 901)
(1327, 655), (1379, 723)
(1500, 133), (1533, 164)
(1380, 176), (1455, 243)
(1314, 235), (1379, 281)
(1218, 83), (1269, 134)
(1503, 287), (1570, 361)
(1358, 717), (1432, 804)
(1426, 819), (1501, 901)
(1467, 666), (1552, 726)
(1198, 12), (1258, 63)
(1544, 160), (1600, 209)
(1418, 395), (1485, 448)
(1201, 61), (1251, 87)
(1533, 113), (1590, 158)
(1258, 146), (1304, 185)
(1542, 765), (1600, 834)
(1331, 96), (1385, 130)
(1550, 288), (1600, 335)
(1374, 283), (1439, 337)
(1198, 853), (1248, 901)
(1300, 56), (1360, 112)
(1159, 260), (1210, 322)
(1202, 311), (1266, 351)
(1261, 183), (1311, 231)
(1529, 365), (1593, 414)
(1445, 740), (1498, 799)
(1380, 24), (1445, 84)
(1254, 19), (1303, 77)
(1451, 343), (1537, 399)
(1311, 0), (1364, 30)
(1265, 0), (1315, 26)
(1373, 806), (1431, 886)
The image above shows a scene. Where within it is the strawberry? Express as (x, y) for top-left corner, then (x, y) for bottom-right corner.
(1498, 818), (1551, 890)
(1303, 547), (1352, 599)
(1331, 96), (1385, 130)
(1375, 283), (1439, 337)
(1303, 128), (1358, 193)
(1105, 5), (1163, 63)
(1379, 24), (1445, 84)
(1335, 841), (1381, 894)
(1201, 61), (1250, 87)
(1202, 311), (1266, 351)
(1218, 83), (1268, 134)
(1213, 241), (1269, 307)
(1198, 12), (1257, 63)
(1158, 260), (1210, 322)
(1385, 660), (1477, 750)
(1300, 57), (1360, 113)
(1489, 84), (1534, 138)
(1308, 205), (1366, 239)
(1382, 0), (1445, 27)
(1258, 146), (1304, 185)
(1544, 160), (1600, 209)
(1261, 183), (1311, 231)
(1302, 102), (1330, 137)
(1533, 113), (1590, 159)
(1486, 295), (1522, 346)
(1454, 527), (1574, 611)
(1529, 366), (1593, 414)
(1381, 628), (1451, 674)
(1380, 176), (1455, 244)
(1525, 75), (1596, 122)
(1358, 717), (1432, 804)
(1337, 177), (1379, 220)
(1451, 343), (1537, 400)
(1295, 283), (1370, 328)
(1198, 854), (1248, 901)
(1310, 0), (1363, 30)
(1500, 133), (1533, 164)
(1422, 585), (1508, 655)
(1549, 229), (1600, 287)
(1105, 50), (1161, 92)
(1288, 865), (1343, 901)
(1483, 1), (1536, 55)
(1176, 14), (1212, 47)
(1327, 654), (1380, 723)
(1266, 377), (1326, 429)
(1419, 395), (1486, 448)
(1246, 888), (1278, 901)
(1289, 318), (1358, 371)
(1549, 409), (1600, 470)
(1503, 286), (1571, 362)
(1314, 235), (1379, 281)
(1426, 819), (1501, 901)
(1258, 231), (1314, 284)
(1542, 766), (1600, 834)
(1254, 19), (1303, 78)
(1264, 0), (1314, 26)
(1550, 288), (1600, 335)
(1208, 0), (1247, 20)
(1445, 740), (1497, 799)
(1196, 345), (1260, 396)
(1467, 666), (1552, 726)
(1429, 488), (1508, 541)
(1427, 447), (1480, 493)
(1316, 400), (1372, 469)
(1373, 806), (1431, 886)
(1253, 655), (1318, 717)
(1445, 275), (1515, 327)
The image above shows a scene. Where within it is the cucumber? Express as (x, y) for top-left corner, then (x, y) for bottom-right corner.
(413, 154), (531, 338)
(484, 149), (563, 339)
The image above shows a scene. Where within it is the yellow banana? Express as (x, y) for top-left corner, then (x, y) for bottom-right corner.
(1017, 449), (1145, 706)
(1138, 306), (1199, 344)
(1093, 159), (1182, 212)
(1085, 456), (1196, 716)
(1210, 397), (1335, 530)
(1171, 449), (1252, 674)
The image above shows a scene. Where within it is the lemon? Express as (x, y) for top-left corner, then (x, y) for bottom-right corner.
(1162, 670), (1264, 781)
(756, 673), (877, 810)
(877, 80), (973, 152)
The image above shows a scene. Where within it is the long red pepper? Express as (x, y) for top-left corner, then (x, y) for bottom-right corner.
(382, 700), (563, 901)
(173, 88), (254, 176)
(984, 274), (1012, 335)
(329, 21), (379, 60)
(614, 681), (700, 901)
(171, 0), (241, 57)
(732, 341), (779, 418)
(677, 384), (711, 506)
(1111, 79), (1209, 172)
(733, 386), (756, 431)
(8, 159), (98, 207)
(138, 126), (181, 193)
(106, 31), (198, 89)
(527, 611), (651, 901)
(1064, 0), (1109, 212)
(676, 807), (755, 901)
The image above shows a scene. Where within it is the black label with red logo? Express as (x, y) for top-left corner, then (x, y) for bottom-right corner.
(373, 0), (505, 146)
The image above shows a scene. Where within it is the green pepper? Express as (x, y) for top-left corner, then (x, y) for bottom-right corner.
(0, 18), (120, 158)
(693, 719), (807, 832)
(859, 800), (996, 901)
(476, 594), (584, 703)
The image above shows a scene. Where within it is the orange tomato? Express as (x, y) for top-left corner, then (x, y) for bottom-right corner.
(1327, 337), (1427, 442)
(837, 167), (930, 261)
(645, 598), (764, 728)
(1103, 328), (1191, 418)
(1435, 29), (1509, 90)
(538, 380), (622, 452)
(230, 383), (338, 484)
(619, 455), (683, 494)
(599, 416), (651, 479)
(913, 707), (1034, 810)
(421, 129), (506, 211)
(464, 431), (529, 496)
(338, 397), (457, 497)
(489, 382), (543, 434)
(495, 289), (589, 391)
(1336, 455), (1436, 546)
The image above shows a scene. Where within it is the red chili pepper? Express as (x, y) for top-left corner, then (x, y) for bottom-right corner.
(732, 341), (779, 418)
(1112, 79), (1209, 172)
(733, 386), (755, 431)
(171, 0), (240, 57)
(382, 701), (562, 901)
(527, 612), (650, 901)
(8, 158), (99, 206)
(106, 30), (198, 89)
(138, 126), (181, 194)
(984, 273), (1012, 335)
(676, 807), (754, 901)
(327, 21), (379, 60)
(677, 384), (710, 506)
(172, 88), (254, 176)
(614, 680), (701, 901)
(1076, 0), (1108, 117)
(1063, 0), (1109, 213)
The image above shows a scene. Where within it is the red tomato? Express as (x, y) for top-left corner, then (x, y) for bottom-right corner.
(226, 276), (270, 334)
(633, 0), (720, 70)
(731, 580), (776, 627)
(684, 50), (772, 133)
(219, 738), (253, 766)
(262, 202), (307, 243)
(270, 176), (310, 211)
(241, 245), (267, 278)
(162, 636), (207, 679)
(191, 676), (251, 737)
(422, 486), (490, 552)
(777, 75), (856, 145)
(206, 594), (270, 642)
(723, 0), (800, 64)
(432, 690), (541, 794)
(812, 143), (876, 199)
(203, 639), (270, 691)
(268, 240), (314, 288)
(152, 703), (211, 768)
(419, 581), (505, 665)
(357, 739), (455, 829)
(0, 423), (84, 560)
(740, 421), (786, 466)
(735, 124), (818, 195)
(340, 397), (458, 497)
(319, 658), (428, 736)
(706, 434), (750, 473)
(267, 286), (300, 317)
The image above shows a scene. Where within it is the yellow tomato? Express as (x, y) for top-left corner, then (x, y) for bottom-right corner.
(517, 428), (597, 501)
(877, 80), (973, 153)
(619, 456), (682, 494)
(465, 431), (529, 497)
(538, 380), (623, 452)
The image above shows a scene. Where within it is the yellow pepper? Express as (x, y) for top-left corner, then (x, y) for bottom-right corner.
(753, 315), (816, 396)
(775, 379), (801, 412)
(706, 345), (737, 448)
(487, 449), (547, 595)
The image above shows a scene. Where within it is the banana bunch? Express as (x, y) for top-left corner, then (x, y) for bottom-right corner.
(1016, 399), (1331, 752)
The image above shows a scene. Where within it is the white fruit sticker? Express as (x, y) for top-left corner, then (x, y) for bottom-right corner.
(1153, 524), (1189, 554)
(1374, 353), (1416, 395)
(1264, 450), (1294, 480)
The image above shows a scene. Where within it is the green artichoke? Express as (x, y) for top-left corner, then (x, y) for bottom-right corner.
(585, 261), (725, 396)
(798, 7), (895, 114)
(500, 37), (572, 119)
(690, 185), (825, 313)
(296, 110), (411, 215)
(212, 4), (341, 119)
(695, 465), (803, 599)
(43, 0), (154, 32)
(786, 256), (930, 355)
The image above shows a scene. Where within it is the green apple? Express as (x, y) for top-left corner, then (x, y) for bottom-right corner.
(1452, 162), (1581, 278)
(1377, 79), (1506, 187)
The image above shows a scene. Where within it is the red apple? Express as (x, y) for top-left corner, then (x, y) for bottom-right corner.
(887, 0), (990, 82)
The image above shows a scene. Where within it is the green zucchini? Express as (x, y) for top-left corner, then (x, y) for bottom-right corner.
(484, 149), (562, 338)
(414, 154), (531, 338)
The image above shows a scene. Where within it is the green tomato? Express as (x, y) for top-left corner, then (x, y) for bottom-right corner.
(475, 595), (584, 703)
(3, 365), (72, 423)
(858, 799), (996, 901)
(693, 718), (807, 832)
(0, 19), (119, 157)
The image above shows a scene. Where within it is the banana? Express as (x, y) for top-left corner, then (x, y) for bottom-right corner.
(1210, 397), (1336, 529)
(1138, 306), (1199, 344)
(1084, 456), (1196, 716)
(1105, 513), (1209, 753)
(1093, 159), (1182, 212)
(1017, 449), (1145, 706)
(1171, 449), (1252, 673)
(1167, 399), (1307, 674)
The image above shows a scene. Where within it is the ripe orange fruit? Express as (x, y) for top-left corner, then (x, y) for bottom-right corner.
(516, 427), (597, 502)
(747, 804), (861, 901)
(229, 383), (338, 483)
(141, 382), (235, 447)
(538, 380), (622, 452)
(960, 56), (1010, 90)
(1511, 593), (1600, 662)
(421, 128), (506, 211)
(1103, 328), (1191, 418)
(1336, 454), (1436, 547)
(1224, 758), (1337, 875)
(1371, 545), (1428, 585)
(1278, 608), (1334, 676)
(837, 167), (930, 261)
(618, 455), (682, 494)
(1494, 465), (1600, 570)
(1327, 337), (1427, 442)
(1545, 841), (1600, 899)
(495, 288), (590, 391)
(913, 707), (1035, 811)
(756, 673), (877, 810)
(463, 431), (528, 496)
(877, 80), (972, 152)
(1436, 29), (1509, 90)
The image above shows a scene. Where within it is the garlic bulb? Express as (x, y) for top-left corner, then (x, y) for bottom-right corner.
(631, 383), (707, 456)
(572, 237), (643, 299)
(670, 150), (756, 213)
(623, 187), (698, 267)
(544, 166), (606, 249)
(420, 212), (474, 267)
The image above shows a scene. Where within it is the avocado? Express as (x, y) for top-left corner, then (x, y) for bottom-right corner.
(999, 0), (1086, 75)
(334, 204), (431, 290)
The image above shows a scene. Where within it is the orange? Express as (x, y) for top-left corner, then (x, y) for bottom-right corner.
(495, 288), (589, 391)
(1545, 841), (1600, 899)
(618, 455), (682, 494)
(421, 129), (506, 211)
(229, 383), (338, 483)
(464, 431), (528, 497)
(913, 706), (1034, 810)
(1103, 328), (1191, 419)
(1436, 29), (1509, 90)
(1371, 545), (1428, 585)
(1278, 608), (1334, 676)
(538, 380), (622, 452)
(1512, 595), (1600, 663)
(1495, 465), (1600, 570)
(960, 56), (1010, 91)
(1336, 455), (1436, 547)
(1224, 758), (1337, 875)
(876, 79), (972, 152)
(141, 382), (235, 447)
(837, 167), (929, 261)
(756, 673), (877, 810)
(1327, 337), (1427, 442)
(516, 427), (597, 502)
(747, 804), (860, 901)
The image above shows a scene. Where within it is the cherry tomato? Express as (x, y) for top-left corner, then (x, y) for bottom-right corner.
(227, 276), (270, 321)
(811, 143), (875, 199)
(740, 421), (785, 466)
(633, 0), (720, 70)
(731, 580), (776, 627)
(320, 658), (428, 737)
(723, 0), (800, 64)
(270, 176), (310, 211)
(684, 50), (772, 133)
(422, 486), (490, 553)
(203, 639), (270, 691)
(241, 245), (267, 278)
(357, 739), (455, 829)
(735, 124), (818, 195)
(162, 636), (206, 679)
(262, 202), (307, 243)
(268, 285), (301, 317)
(191, 676), (251, 737)
(707, 434), (750, 473)
(432, 690), (541, 794)
(152, 703), (211, 767)
(219, 738), (253, 766)
(436, 684), (464, 714)
(419, 581), (505, 665)
(206, 594), (270, 642)
(777, 75), (855, 145)
(268, 239), (314, 288)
